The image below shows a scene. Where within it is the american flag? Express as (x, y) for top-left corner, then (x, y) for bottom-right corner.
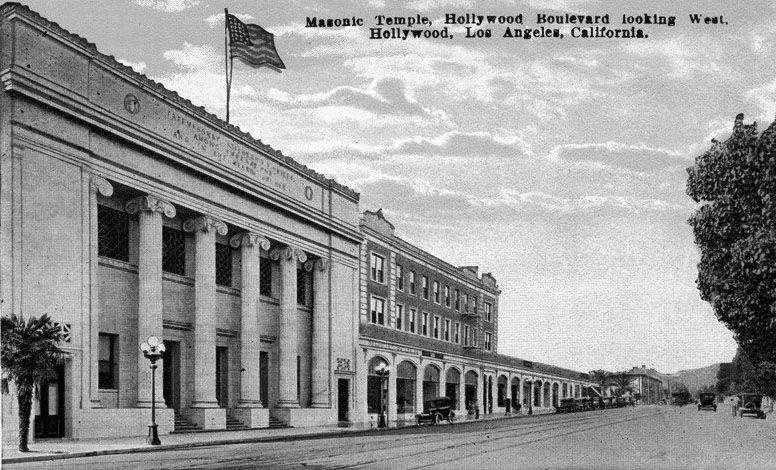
(226, 14), (285, 71)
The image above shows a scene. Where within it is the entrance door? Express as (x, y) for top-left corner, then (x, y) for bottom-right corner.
(34, 365), (64, 438)
(260, 351), (269, 408)
(337, 378), (349, 422)
(163, 341), (181, 410)
(215, 347), (229, 408)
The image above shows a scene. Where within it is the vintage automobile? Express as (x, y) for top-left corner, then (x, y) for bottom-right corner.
(416, 397), (456, 425)
(573, 398), (588, 412)
(698, 392), (717, 412)
(557, 398), (576, 413)
(615, 397), (629, 408)
(737, 393), (766, 419)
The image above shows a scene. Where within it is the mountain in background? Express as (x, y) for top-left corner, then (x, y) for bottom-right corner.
(661, 364), (721, 396)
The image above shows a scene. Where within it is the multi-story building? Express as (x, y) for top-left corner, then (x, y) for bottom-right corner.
(1, 3), (361, 442)
(627, 366), (665, 405)
(356, 210), (592, 426)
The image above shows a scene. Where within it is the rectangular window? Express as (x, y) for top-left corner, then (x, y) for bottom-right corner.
(98, 333), (117, 390)
(485, 332), (492, 351)
(444, 285), (450, 307)
(297, 269), (310, 306)
(409, 270), (416, 295)
(97, 205), (129, 262)
(433, 281), (440, 303)
(454, 322), (460, 343)
(422, 275), (429, 300)
(370, 296), (385, 325)
(463, 325), (469, 346)
(444, 319), (450, 341)
(463, 293), (469, 313)
(433, 316), (440, 339)
(409, 308), (416, 333)
(162, 226), (186, 276)
(260, 258), (273, 297)
(215, 243), (232, 287)
(485, 302), (492, 321)
(472, 329), (478, 347)
(396, 264), (404, 291)
(370, 253), (385, 283)
(422, 312), (428, 336)
(472, 296), (478, 314)
(396, 304), (404, 330)
(455, 289), (460, 310)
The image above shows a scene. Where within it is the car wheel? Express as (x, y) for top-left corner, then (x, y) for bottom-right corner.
(448, 411), (455, 424)
(433, 413), (442, 425)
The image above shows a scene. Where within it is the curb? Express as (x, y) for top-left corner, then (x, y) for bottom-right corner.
(2, 412), (532, 465)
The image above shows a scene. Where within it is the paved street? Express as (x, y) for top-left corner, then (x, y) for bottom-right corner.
(6, 405), (775, 470)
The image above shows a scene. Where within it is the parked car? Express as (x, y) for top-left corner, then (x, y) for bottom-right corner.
(698, 393), (717, 412)
(416, 397), (456, 425)
(737, 393), (766, 419)
(574, 398), (588, 412)
(557, 398), (576, 413)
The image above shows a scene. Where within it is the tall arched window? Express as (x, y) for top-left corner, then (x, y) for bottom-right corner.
(422, 365), (440, 406)
(445, 368), (461, 409)
(396, 361), (416, 414)
(367, 357), (389, 414)
(465, 370), (478, 409)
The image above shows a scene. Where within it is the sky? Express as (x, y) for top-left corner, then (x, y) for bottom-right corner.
(21, 0), (776, 374)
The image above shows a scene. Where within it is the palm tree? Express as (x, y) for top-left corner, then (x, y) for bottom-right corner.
(610, 371), (633, 397)
(1, 313), (65, 452)
(589, 370), (612, 397)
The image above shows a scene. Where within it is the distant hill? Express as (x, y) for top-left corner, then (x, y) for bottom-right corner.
(663, 364), (721, 396)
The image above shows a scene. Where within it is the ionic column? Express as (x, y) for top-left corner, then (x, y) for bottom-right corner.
(306, 258), (330, 408)
(270, 245), (307, 407)
(88, 174), (113, 408)
(231, 232), (270, 407)
(126, 195), (176, 408)
(184, 215), (228, 408)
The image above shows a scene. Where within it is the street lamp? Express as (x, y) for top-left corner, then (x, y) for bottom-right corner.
(140, 335), (166, 445)
(528, 380), (533, 415)
(374, 364), (390, 428)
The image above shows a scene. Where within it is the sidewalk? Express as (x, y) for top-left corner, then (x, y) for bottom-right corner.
(1, 411), (531, 465)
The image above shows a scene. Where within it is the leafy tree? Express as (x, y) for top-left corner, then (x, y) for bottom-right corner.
(589, 370), (612, 397)
(716, 362), (733, 396)
(686, 113), (776, 364)
(610, 371), (633, 397)
(697, 384), (716, 396)
(1, 314), (65, 452)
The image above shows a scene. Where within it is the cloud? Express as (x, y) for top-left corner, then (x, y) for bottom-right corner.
(746, 78), (776, 122)
(549, 141), (691, 173)
(162, 43), (221, 72)
(204, 12), (254, 28)
(116, 59), (147, 74)
(134, 0), (199, 13)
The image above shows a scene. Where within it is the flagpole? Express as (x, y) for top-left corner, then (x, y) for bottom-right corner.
(224, 7), (230, 123)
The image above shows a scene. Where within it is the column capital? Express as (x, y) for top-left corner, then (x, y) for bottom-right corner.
(183, 215), (228, 236)
(125, 195), (176, 219)
(303, 258), (328, 272)
(270, 246), (307, 263)
(90, 174), (113, 197)
(230, 232), (270, 250)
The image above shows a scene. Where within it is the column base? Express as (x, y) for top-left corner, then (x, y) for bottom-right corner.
(275, 399), (300, 408)
(233, 407), (269, 428)
(137, 400), (168, 409)
(187, 407), (226, 430)
(310, 402), (330, 409)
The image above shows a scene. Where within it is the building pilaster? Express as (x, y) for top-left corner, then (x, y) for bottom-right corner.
(87, 174), (113, 409)
(270, 245), (307, 408)
(307, 258), (330, 408)
(125, 195), (176, 408)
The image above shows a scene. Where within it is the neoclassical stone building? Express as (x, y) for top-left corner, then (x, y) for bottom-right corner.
(356, 210), (592, 427)
(1, 3), (361, 441)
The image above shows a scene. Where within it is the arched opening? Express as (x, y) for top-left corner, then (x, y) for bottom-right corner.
(422, 365), (440, 406)
(523, 380), (532, 407)
(543, 381), (551, 407)
(552, 382), (559, 407)
(464, 371), (478, 409)
(396, 361), (417, 414)
(562, 383), (567, 398)
(497, 375), (508, 407)
(445, 368), (460, 409)
(533, 381), (541, 406)
(511, 377), (520, 411)
(367, 356), (389, 414)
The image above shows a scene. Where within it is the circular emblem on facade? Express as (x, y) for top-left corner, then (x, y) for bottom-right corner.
(123, 94), (140, 114)
(304, 186), (314, 201)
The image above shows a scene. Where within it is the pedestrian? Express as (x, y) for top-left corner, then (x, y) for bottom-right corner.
(473, 399), (480, 419)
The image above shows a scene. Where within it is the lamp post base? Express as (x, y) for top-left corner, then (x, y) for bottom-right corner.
(147, 424), (161, 445)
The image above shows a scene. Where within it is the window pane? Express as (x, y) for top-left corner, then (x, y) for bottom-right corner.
(98, 205), (129, 262)
(260, 258), (273, 296)
(162, 226), (186, 275)
(215, 243), (232, 287)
